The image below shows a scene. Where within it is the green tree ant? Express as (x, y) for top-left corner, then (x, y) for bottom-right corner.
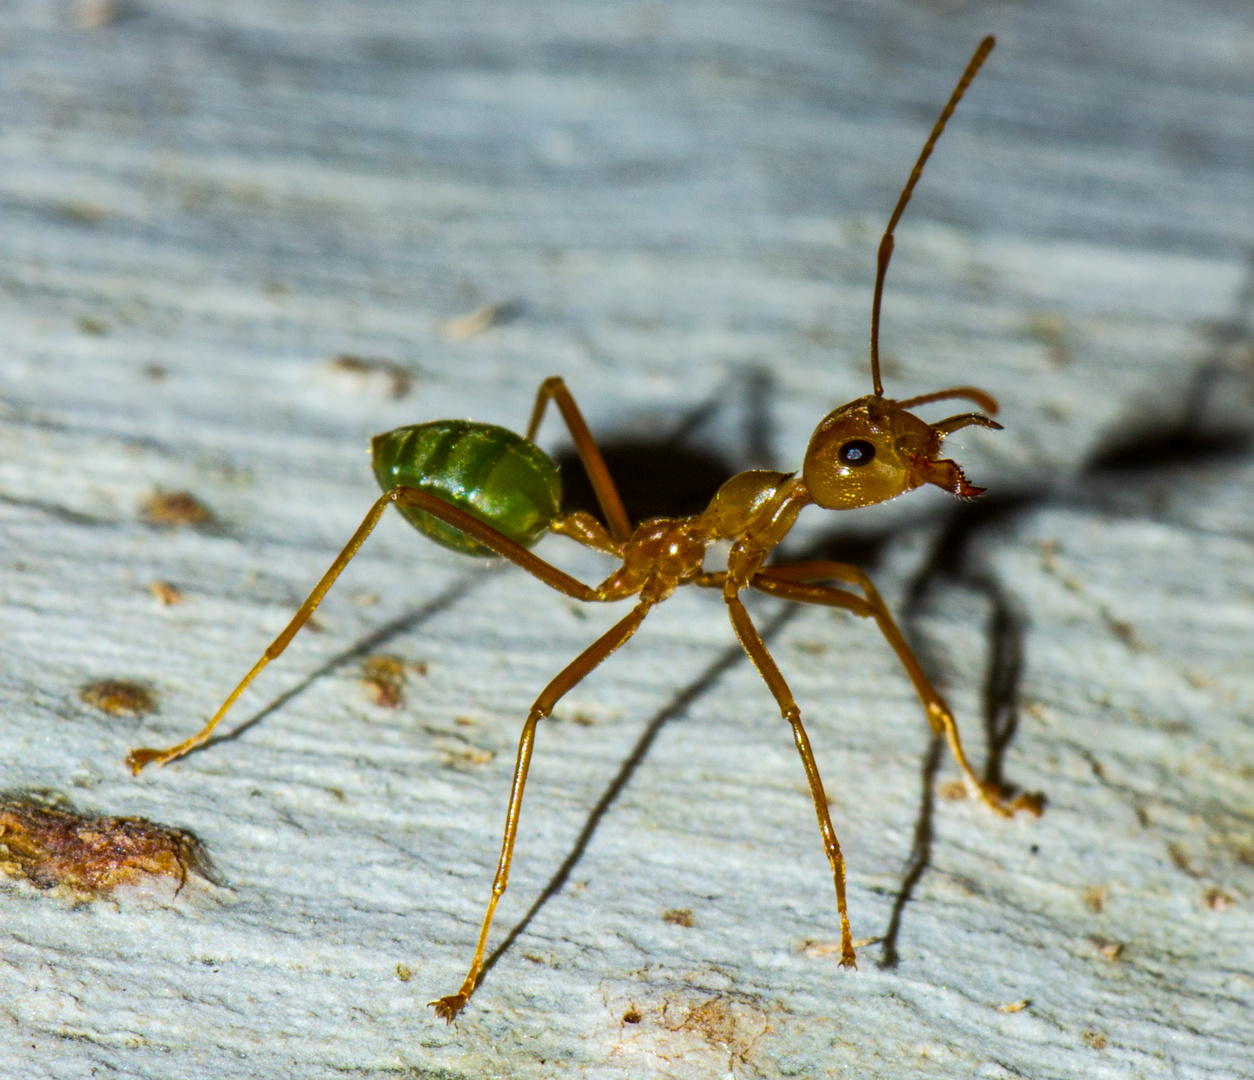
(127, 35), (1041, 1021)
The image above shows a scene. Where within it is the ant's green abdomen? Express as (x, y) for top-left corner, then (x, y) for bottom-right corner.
(371, 420), (561, 556)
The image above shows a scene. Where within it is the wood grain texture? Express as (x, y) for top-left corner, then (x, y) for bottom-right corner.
(1, 0), (1252, 1076)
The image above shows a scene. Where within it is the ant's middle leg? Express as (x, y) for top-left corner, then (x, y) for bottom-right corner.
(430, 598), (654, 1022)
(526, 376), (633, 543)
(127, 486), (609, 773)
(723, 591), (857, 969)
(751, 564), (1042, 817)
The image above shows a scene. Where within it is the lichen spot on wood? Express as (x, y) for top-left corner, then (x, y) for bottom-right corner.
(80, 679), (157, 717)
(0, 793), (211, 899)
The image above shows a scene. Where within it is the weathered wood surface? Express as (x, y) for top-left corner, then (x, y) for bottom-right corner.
(1, 1), (1253, 1076)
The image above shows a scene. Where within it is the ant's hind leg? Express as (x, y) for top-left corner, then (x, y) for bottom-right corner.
(431, 599), (654, 1022)
(752, 564), (1043, 818)
(723, 592), (857, 969)
(126, 490), (402, 773)
(128, 487), (606, 773)
(526, 376), (633, 543)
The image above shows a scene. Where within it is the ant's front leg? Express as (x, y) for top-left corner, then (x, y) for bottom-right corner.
(722, 591), (857, 969)
(752, 564), (1043, 818)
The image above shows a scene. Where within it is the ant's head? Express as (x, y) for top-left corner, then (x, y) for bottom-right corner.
(802, 389), (1001, 510)
(805, 36), (1001, 512)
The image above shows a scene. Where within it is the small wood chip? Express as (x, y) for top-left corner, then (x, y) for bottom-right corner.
(142, 490), (214, 528)
(1204, 888), (1235, 911)
(360, 656), (407, 708)
(79, 679), (156, 717)
(326, 354), (414, 399)
(445, 747), (494, 767)
(440, 303), (502, 340)
(148, 581), (184, 606)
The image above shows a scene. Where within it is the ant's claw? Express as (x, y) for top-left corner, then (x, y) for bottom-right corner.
(977, 782), (1045, 818)
(126, 748), (164, 775)
(429, 994), (467, 1023)
(1011, 791), (1046, 817)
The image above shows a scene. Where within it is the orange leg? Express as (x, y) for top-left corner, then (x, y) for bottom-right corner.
(752, 563), (1042, 818)
(431, 599), (654, 1022)
(526, 376), (633, 543)
(127, 487), (607, 773)
(723, 592), (857, 969)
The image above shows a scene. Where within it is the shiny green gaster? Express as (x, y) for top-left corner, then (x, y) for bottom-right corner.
(370, 420), (562, 555)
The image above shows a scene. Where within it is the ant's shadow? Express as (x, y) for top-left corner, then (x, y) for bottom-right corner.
(556, 440), (732, 526)
(554, 367), (776, 526)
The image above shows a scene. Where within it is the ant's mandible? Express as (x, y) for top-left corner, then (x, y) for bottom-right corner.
(128, 35), (1041, 1022)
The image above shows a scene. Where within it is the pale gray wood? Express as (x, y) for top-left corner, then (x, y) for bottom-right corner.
(1, 0), (1252, 1076)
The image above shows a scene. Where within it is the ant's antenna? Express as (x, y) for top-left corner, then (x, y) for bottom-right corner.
(869, 35), (996, 398)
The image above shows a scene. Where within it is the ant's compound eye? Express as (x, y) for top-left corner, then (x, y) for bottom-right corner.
(837, 439), (876, 467)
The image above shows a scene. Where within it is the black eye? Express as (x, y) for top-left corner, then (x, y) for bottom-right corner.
(838, 439), (876, 467)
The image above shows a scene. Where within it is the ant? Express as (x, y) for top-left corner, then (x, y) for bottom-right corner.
(127, 35), (1041, 1021)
